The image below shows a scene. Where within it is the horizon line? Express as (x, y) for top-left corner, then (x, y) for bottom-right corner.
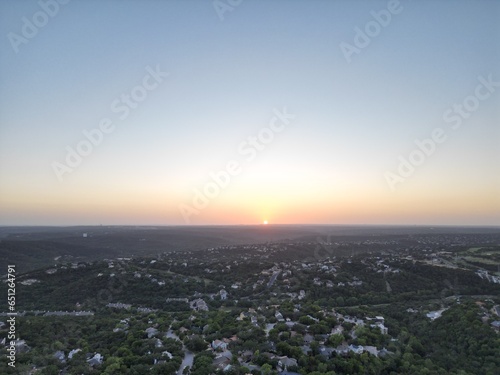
(1, 223), (499, 228)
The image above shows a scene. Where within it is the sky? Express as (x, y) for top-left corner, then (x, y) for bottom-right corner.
(0, 0), (499, 226)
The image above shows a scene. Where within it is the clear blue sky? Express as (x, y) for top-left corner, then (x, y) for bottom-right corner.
(0, 0), (499, 225)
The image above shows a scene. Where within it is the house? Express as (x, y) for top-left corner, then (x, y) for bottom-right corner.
(364, 346), (379, 356)
(344, 316), (364, 326)
(190, 298), (209, 311)
(213, 351), (232, 369)
(162, 351), (173, 359)
(278, 356), (298, 369)
(303, 334), (314, 344)
(335, 343), (350, 355)
(493, 305), (500, 317)
(370, 322), (388, 335)
(491, 321), (500, 331)
(300, 345), (311, 355)
(349, 344), (364, 354)
(145, 327), (159, 338)
(426, 311), (440, 320)
(426, 309), (447, 321)
(378, 348), (394, 357)
(53, 350), (66, 363)
(239, 350), (253, 362)
(237, 312), (250, 321)
(319, 346), (335, 357)
(306, 314), (319, 323)
(14, 339), (30, 353)
(68, 348), (81, 359)
(212, 340), (228, 350)
(331, 325), (344, 335)
(220, 289), (228, 300)
(106, 302), (131, 310)
(261, 352), (276, 360)
(87, 353), (104, 366)
(315, 333), (329, 344)
(275, 311), (285, 321)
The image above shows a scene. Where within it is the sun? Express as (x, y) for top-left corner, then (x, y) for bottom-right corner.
(263, 220), (268, 225)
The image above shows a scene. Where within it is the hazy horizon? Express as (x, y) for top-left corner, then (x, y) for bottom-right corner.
(1, 224), (500, 230)
(1, 0), (499, 226)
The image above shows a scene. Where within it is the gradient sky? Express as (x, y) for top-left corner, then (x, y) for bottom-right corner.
(0, 0), (499, 226)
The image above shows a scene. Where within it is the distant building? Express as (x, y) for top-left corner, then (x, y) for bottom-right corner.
(162, 351), (173, 359)
(190, 298), (209, 311)
(370, 322), (388, 335)
(364, 346), (379, 356)
(14, 340), (30, 353)
(278, 356), (298, 369)
(335, 343), (350, 355)
(145, 327), (159, 338)
(68, 349), (81, 359)
(87, 353), (103, 367)
(349, 344), (364, 354)
(426, 309), (447, 321)
(106, 302), (132, 310)
(220, 289), (228, 300)
(54, 350), (66, 363)
(378, 348), (394, 357)
(211, 340), (228, 350)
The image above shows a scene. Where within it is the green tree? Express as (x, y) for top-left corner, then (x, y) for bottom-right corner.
(261, 363), (272, 375)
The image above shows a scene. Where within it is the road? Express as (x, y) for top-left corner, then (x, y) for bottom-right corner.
(267, 271), (281, 288)
(166, 328), (194, 375)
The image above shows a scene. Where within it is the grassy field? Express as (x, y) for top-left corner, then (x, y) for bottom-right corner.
(459, 246), (500, 271)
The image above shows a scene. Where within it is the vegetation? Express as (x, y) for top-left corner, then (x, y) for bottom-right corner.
(1, 227), (499, 374)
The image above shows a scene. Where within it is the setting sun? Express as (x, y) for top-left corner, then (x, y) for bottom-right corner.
(263, 220), (268, 225)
